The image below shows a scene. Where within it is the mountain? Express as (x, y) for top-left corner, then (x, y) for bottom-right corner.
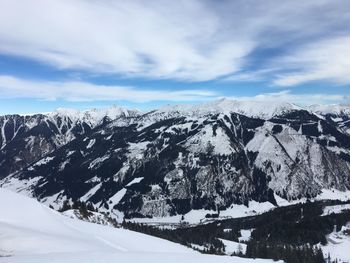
(148, 99), (301, 120)
(0, 188), (277, 263)
(0, 106), (140, 179)
(1, 100), (350, 223)
(308, 104), (350, 135)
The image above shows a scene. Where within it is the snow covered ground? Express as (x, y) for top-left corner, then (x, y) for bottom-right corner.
(323, 225), (350, 262)
(128, 189), (350, 227)
(128, 200), (277, 226)
(0, 188), (276, 263)
(322, 204), (350, 216)
(219, 239), (247, 255)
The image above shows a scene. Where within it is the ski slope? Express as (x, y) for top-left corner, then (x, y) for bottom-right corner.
(0, 188), (275, 263)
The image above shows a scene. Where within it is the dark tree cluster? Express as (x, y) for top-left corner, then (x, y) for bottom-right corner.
(121, 200), (350, 263)
(122, 221), (225, 254)
(59, 200), (96, 218)
(245, 242), (325, 263)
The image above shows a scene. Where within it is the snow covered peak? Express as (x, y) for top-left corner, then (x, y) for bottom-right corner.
(154, 99), (302, 119)
(205, 99), (302, 118)
(49, 105), (141, 127)
(51, 107), (81, 121)
(308, 104), (350, 116)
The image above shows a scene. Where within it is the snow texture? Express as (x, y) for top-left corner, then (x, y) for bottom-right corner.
(219, 238), (247, 255)
(0, 188), (275, 263)
(322, 224), (350, 262)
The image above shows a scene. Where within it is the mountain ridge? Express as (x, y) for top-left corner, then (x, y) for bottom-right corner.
(1, 99), (350, 223)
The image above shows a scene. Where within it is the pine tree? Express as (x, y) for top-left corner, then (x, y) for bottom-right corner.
(59, 200), (71, 212)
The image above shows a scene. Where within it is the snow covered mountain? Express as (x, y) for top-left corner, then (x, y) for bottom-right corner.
(157, 98), (302, 119)
(1, 100), (350, 223)
(145, 98), (301, 121)
(0, 188), (276, 263)
(308, 104), (350, 135)
(0, 106), (140, 179)
(308, 104), (350, 116)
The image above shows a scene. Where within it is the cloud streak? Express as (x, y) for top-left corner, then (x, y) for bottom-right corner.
(273, 36), (350, 86)
(0, 75), (347, 106)
(0, 75), (217, 102)
(1, 0), (350, 83)
(0, 0), (254, 81)
(227, 90), (348, 106)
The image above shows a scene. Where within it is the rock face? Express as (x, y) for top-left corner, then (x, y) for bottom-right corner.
(1, 100), (350, 220)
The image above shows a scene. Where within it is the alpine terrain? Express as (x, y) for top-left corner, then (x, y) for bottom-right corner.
(1, 99), (350, 223)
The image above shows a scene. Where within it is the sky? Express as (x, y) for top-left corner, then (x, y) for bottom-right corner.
(0, 0), (350, 114)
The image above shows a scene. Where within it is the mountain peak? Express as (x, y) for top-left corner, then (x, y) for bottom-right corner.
(49, 105), (141, 126)
(155, 99), (302, 119)
(308, 104), (350, 115)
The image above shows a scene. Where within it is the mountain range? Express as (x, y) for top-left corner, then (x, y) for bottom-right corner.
(1, 99), (350, 222)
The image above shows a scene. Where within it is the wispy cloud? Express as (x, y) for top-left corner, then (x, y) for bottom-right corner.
(272, 36), (350, 86)
(0, 0), (254, 81)
(1, 0), (350, 82)
(223, 68), (278, 82)
(227, 90), (348, 106)
(0, 75), (217, 102)
(0, 75), (347, 106)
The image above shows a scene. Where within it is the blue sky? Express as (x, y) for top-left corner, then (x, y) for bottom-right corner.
(0, 0), (349, 114)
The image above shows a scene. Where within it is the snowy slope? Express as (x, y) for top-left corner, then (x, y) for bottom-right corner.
(0, 188), (275, 263)
(323, 225), (350, 262)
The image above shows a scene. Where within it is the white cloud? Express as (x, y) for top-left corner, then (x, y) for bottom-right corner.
(1, 0), (350, 82)
(0, 75), (347, 106)
(273, 36), (350, 86)
(226, 90), (348, 106)
(223, 68), (279, 82)
(0, 0), (254, 81)
(0, 75), (217, 102)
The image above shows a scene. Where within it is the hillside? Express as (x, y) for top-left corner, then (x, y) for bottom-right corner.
(0, 188), (276, 263)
